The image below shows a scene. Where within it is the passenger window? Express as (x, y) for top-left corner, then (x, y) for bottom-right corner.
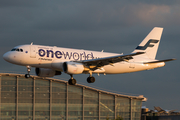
(16, 49), (19, 51)
(20, 49), (23, 52)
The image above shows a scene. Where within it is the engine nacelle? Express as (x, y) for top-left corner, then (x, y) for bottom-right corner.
(51, 60), (64, 71)
(35, 68), (61, 77)
(63, 62), (84, 74)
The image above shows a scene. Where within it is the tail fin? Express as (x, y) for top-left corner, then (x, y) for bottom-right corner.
(133, 27), (163, 59)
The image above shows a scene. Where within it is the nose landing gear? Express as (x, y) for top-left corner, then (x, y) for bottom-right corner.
(25, 66), (31, 78)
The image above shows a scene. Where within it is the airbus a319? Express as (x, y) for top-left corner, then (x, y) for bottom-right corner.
(3, 27), (175, 85)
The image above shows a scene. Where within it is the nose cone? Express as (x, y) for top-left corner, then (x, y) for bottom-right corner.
(3, 51), (24, 65)
(3, 51), (14, 64)
(3, 52), (10, 62)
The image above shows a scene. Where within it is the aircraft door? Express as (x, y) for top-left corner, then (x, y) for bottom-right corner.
(30, 46), (36, 58)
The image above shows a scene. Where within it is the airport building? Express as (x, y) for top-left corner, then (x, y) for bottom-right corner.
(0, 73), (146, 120)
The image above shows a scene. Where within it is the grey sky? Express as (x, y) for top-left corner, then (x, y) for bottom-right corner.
(0, 0), (179, 111)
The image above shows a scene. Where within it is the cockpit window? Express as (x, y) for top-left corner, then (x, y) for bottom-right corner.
(11, 48), (16, 51)
(11, 48), (23, 52)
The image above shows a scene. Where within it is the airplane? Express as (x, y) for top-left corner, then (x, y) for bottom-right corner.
(3, 27), (175, 85)
(154, 106), (177, 114)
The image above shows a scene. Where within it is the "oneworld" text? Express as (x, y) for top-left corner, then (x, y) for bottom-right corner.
(38, 49), (94, 61)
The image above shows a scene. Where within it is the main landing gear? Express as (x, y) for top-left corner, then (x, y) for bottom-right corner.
(68, 75), (77, 85)
(25, 66), (31, 78)
(68, 73), (96, 85)
(87, 71), (95, 83)
(87, 76), (95, 83)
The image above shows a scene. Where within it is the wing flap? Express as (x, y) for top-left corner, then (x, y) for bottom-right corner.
(81, 52), (144, 70)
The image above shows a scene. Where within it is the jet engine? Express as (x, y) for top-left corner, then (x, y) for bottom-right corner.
(51, 60), (64, 71)
(35, 68), (61, 77)
(63, 62), (84, 74)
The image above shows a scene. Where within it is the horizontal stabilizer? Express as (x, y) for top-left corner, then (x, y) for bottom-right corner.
(144, 58), (176, 64)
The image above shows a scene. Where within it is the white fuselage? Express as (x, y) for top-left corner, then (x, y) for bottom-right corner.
(3, 44), (165, 74)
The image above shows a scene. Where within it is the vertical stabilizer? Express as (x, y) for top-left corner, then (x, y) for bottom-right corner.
(133, 27), (163, 59)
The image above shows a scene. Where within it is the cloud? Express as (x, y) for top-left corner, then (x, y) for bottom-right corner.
(0, 1), (180, 33)
(126, 4), (171, 26)
(28, 1), (180, 32)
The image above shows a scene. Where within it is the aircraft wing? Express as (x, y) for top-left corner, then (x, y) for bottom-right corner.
(80, 52), (144, 70)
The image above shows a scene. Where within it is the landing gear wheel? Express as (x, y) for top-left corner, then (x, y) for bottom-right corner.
(87, 76), (95, 83)
(25, 74), (30, 78)
(68, 79), (77, 85)
(25, 66), (31, 79)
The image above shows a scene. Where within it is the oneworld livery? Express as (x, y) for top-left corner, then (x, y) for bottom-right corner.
(3, 27), (175, 85)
